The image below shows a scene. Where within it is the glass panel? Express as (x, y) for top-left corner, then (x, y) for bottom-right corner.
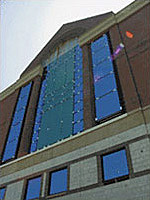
(73, 120), (83, 134)
(50, 169), (68, 195)
(0, 188), (6, 200)
(2, 83), (32, 162)
(73, 45), (84, 134)
(103, 149), (129, 181)
(95, 91), (121, 119)
(91, 34), (121, 120)
(25, 177), (41, 200)
(30, 43), (83, 152)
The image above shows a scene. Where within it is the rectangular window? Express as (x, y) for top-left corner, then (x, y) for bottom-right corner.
(2, 82), (32, 162)
(102, 149), (129, 182)
(0, 188), (6, 200)
(49, 168), (68, 195)
(25, 176), (41, 200)
(91, 34), (122, 121)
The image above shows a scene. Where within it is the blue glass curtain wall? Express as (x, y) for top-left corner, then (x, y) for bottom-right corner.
(30, 44), (83, 152)
(2, 83), (32, 162)
(91, 34), (121, 120)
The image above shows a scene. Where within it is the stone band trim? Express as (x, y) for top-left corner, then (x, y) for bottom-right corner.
(0, 135), (150, 199)
(0, 106), (149, 177)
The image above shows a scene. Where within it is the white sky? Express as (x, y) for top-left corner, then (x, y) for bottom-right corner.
(0, 0), (135, 92)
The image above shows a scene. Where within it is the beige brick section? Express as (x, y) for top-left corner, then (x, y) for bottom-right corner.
(70, 156), (98, 190)
(5, 180), (24, 200)
(129, 138), (150, 173)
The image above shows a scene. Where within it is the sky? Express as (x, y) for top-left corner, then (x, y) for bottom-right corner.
(0, 0), (135, 92)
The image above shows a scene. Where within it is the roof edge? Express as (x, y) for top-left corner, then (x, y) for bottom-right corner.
(79, 0), (149, 46)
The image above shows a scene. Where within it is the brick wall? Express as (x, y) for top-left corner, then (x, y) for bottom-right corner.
(0, 90), (19, 160)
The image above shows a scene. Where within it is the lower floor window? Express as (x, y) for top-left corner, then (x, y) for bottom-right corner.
(25, 176), (41, 200)
(102, 149), (129, 181)
(0, 188), (6, 200)
(49, 168), (68, 195)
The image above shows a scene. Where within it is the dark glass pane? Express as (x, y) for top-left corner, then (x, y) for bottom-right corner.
(95, 91), (121, 119)
(50, 169), (68, 195)
(25, 177), (41, 200)
(103, 149), (129, 181)
(0, 188), (6, 199)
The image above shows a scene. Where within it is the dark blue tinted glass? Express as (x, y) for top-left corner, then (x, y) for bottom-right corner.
(25, 177), (41, 200)
(2, 83), (32, 162)
(0, 188), (6, 200)
(103, 149), (129, 181)
(91, 34), (121, 120)
(50, 169), (68, 195)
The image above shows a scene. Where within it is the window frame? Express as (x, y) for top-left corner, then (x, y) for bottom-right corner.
(1, 82), (33, 164)
(90, 32), (126, 124)
(101, 148), (129, 185)
(23, 175), (42, 200)
(47, 167), (69, 198)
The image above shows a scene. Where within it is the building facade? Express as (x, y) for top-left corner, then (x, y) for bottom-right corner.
(0, 1), (150, 199)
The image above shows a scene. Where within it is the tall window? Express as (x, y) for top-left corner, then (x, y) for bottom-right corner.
(91, 34), (122, 121)
(30, 43), (83, 152)
(0, 188), (6, 200)
(25, 176), (41, 200)
(2, 83), (32, 162)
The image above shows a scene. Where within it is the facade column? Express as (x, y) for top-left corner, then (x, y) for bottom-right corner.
(82, 44), (96, 130)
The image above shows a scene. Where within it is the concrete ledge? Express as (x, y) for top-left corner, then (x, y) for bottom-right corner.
(79, 0), (149, 46)
(0, 65), (43, 101)
(0, 107), (147, 177)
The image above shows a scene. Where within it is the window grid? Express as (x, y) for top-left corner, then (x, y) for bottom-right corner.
(91, 33), (122, 121)
(2, 82), (32, 162)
